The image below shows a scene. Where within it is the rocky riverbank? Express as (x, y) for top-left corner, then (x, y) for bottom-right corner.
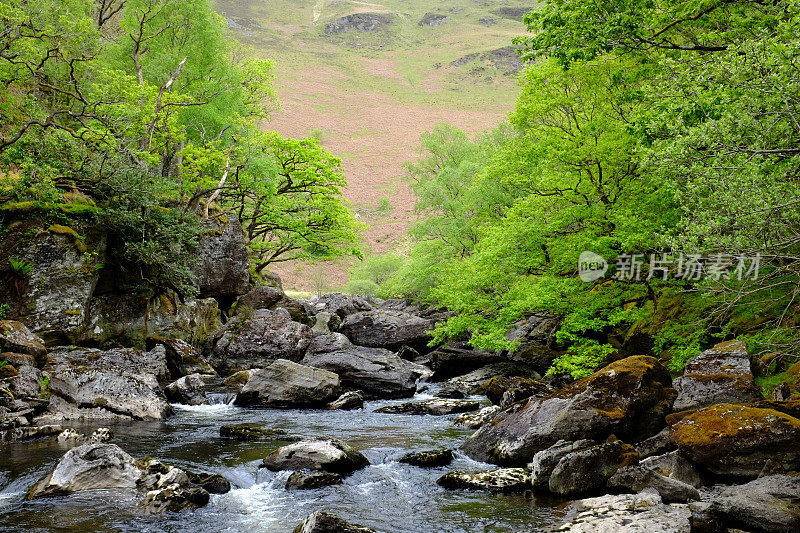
(2, 213), (800, 531)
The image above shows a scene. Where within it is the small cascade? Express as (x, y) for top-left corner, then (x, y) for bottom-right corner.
(207, 392), (237, 405)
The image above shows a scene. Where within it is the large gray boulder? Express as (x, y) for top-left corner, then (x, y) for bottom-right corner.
(164, 374), (208, 405)
(83, 292), (222, 350)
(0, 219), (106, 345)
(547, 440), (639, 496)
(339, 309), (437, 352)
(461, 356), (676, 466)
(27, 443), (142, 498)
(530, 439), (597, 489)
(211, 309), (313, 373)
(672, 340), (761, 411)
(193, 214), (250, 301)
(42, 346), (172, 421)
(147, 336), (215, 379)
(314, 293), (372, 320)
(709, 475), (800, 532)
(302, 342), (428, 399)
(234, 359), (340, 408)
(555, 491), (691, 532)
(262, 438), (369, 476)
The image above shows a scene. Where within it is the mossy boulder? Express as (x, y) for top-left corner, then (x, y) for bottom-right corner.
(669, 403), (800, 477)
(461, 355), (676, 466)
(192, 214), (249, 304)
(673, 340), (761, 411)
(0, 218), (106, 345)
(0, 321), (47, 361)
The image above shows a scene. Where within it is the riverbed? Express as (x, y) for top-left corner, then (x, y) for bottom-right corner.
(0, 386), (561, 532)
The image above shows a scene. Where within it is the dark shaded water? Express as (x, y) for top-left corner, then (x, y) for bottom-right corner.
(0, 387), (561, 532)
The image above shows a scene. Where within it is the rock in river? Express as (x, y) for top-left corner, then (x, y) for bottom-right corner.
(398, 449), (453, 468)
(234, 359), (340, 408)
(375, 399), (480, 416)
(437, 468), (530, 492)
(262, 438), (369, 476)
(294, 510), (376, 533)
(461, 356), (675, 466)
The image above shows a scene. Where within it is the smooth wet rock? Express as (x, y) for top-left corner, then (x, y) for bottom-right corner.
(555, 491), (691, 532)
(634, 428), (675, 460)
(0, 424), (62, 442)
(529, 439), (597, 489)
(186, 471), (231, 494)
(709, 475), (800, 532)
(399, 449), (453, 468)
(293, 510), (376, 533)
(27, 443), (142, 498)
(262, 438), (369, 475)
(453, 405), (502, 429)
(482, 375), (550, 407)
(0, 321), (47, 361)
(375, 399), (480, 416)
(285, 470), (343, 490)
(211, 310), (312, 373)
(164, 374), (208, 405)
(462, 356), (676, 466)
(444, 361), (535, 394)
(147, 336), (215, 379)
(219, 424), (301, 442)
(302, 345), (426, 399)
(548, 439), (639, 496)
(326, 390), (364, 410)
(138, 458), (210, 514)
(234, 359), (340, 408)
(436, 468), (530, 492)
(672, 340), (760, 412)
(669, 403), (800, 477)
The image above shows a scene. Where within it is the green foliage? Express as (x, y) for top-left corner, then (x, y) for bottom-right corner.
(8, 257), (33, 276)
(0, 0), (360, 295)
(346, 252), (403, 297)
(37, 375), (50, 400)
(548, 341), (616, 379)
(0, 303), (9, 319)
(0, 360), (7, 369)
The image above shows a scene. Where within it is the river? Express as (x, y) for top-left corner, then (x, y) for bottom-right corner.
(0, 385), (561, 532)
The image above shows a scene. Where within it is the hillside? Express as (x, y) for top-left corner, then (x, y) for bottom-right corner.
(214, 0), (530, 291)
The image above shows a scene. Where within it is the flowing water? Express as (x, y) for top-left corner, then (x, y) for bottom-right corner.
(0, 386), (562, 532)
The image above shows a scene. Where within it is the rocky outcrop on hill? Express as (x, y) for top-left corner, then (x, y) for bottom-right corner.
(83, 292), (221, 350)
(324, 13), (393, 34)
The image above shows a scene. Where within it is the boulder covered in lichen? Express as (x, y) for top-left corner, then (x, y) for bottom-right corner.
(461, 356), (676, 466)
(669, 403), (800, 477)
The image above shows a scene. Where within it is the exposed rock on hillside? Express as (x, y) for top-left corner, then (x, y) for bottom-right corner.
(325, 13), (393, 34)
